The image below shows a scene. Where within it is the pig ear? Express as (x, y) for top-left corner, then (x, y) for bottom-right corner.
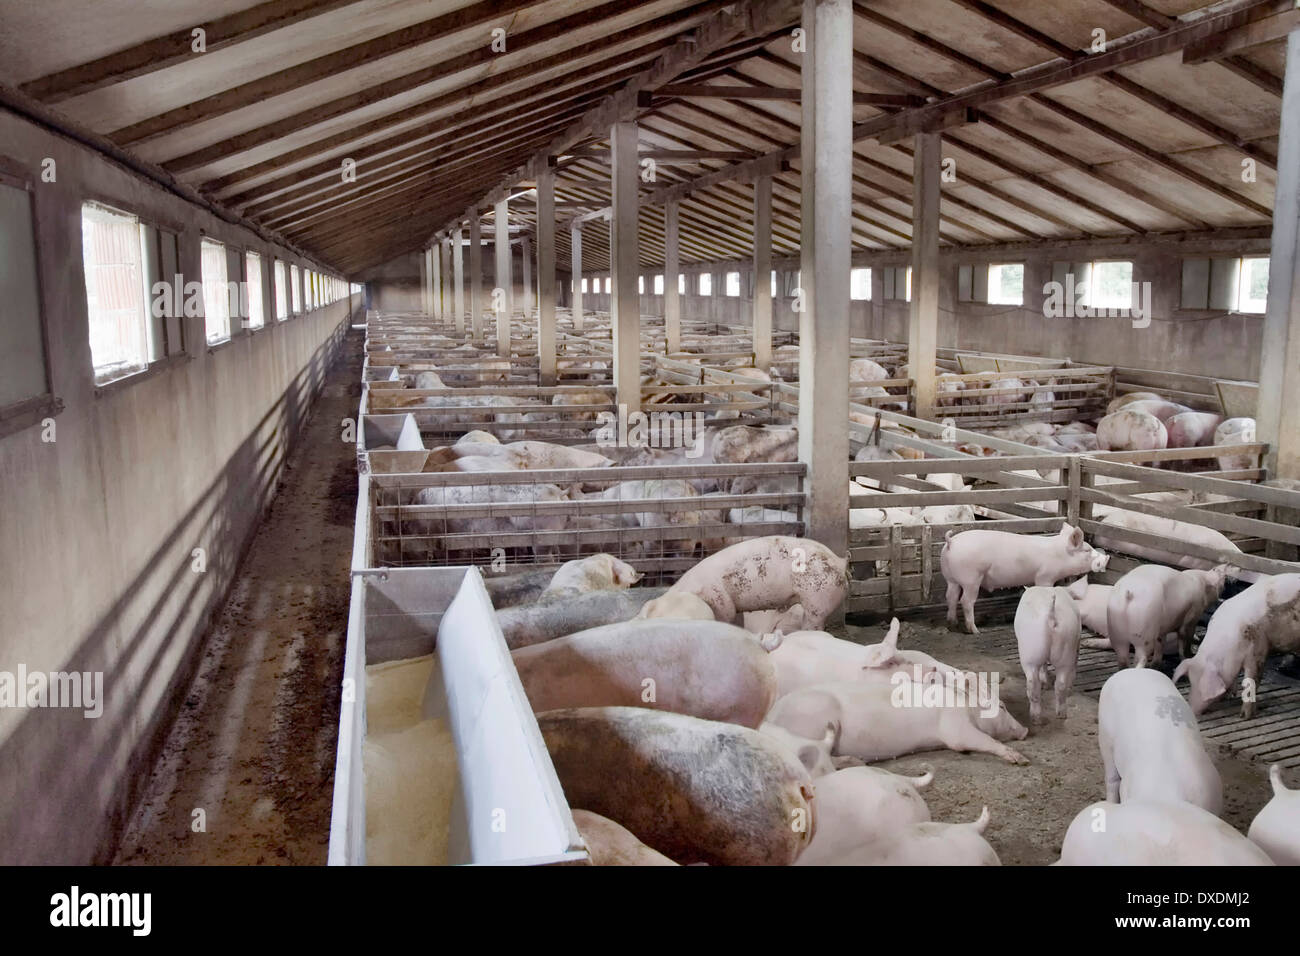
(1068, 525), (1084, 549)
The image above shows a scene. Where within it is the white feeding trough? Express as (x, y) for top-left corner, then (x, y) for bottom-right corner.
(328, 497), (588, 864)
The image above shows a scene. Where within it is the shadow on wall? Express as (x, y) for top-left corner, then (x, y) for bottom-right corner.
(0, 305), (358, 865)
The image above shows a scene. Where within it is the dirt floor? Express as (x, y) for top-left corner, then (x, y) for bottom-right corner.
(837, 615), (1276, 865)
(114, 330), (360, 865)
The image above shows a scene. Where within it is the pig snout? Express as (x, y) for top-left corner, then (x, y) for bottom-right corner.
(1089, 549), (1109, 573)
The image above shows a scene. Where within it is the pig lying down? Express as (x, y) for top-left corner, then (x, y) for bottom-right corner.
(1174, 573), (1300, 717)
(764, 677), (1029, 765)
(663, 535), (848, 631)
(795, 766), (941, 866)
(820, 807), (999, 866)
(1058, 801), (1272, 866)
(571, 810), (678, 866)
(1098, 669), (1222, 815)
(941, 525), (1109, 634)
(538, 553), (641, 600)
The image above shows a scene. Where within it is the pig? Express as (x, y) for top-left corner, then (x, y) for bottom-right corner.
(1247, 765), (1300, 865)
(664, 535), (848, 631)
(849, 358), (891, 382)
(1106, 564), (1229, 667)
(447, 439), (612, 470)
(1058, 801), (1273, 866)
(481, 566), (557, 608)
(1106, 391), (1163, 415)
(767, 622), (912, 697)
(710, 425), (798, 464)
(538, 553), (642, 600)
(1122, 398), (1195, 423)
(1065, 576), (1113, 644)
(1098, 668), (1223, 815)
(1165, 411), (1224, 449)
(858, 617), (967, 680)
(936, 373), (965, 407)
(1092, 510), (1257, 582)
(634, 591), (715, 621)
(1214, 417), (1257, 472)
(742, 605), (805, 634)
(512, 620), (778, 727)
(537, 707), (816, 866)
(824, 807), (1000, 866)
(412, 370), (445, 389)
(496, 587), (669, 649)
(1014, 586), (1082, 722)
(411, 482), (570, 538)
(1096, 409), (1168, 452)
(455, 430), (499, 445)
(794, 766), (934, 866)
(764, 679), (1030, 765)
(571, 810), (678, 866)
(758, 722), (838, 777)
(988, 377), (1026, 406)
(940, 525), (1109, 634)
(1173, 573), (1300, 717)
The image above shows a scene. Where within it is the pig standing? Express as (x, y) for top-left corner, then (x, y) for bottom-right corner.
(538, 707), (815, 866)
(1214, 417), (1257, 472)
(1165, 411), (1223, 449)
(1096, 409), (1167, 452)
(940, 525), (1109, 634)
(764, 679), (1029, 764)
(1173, 573), (1300, 717)
(1098, 669), (1222, 815)
(1014, 586), (1082, 722)
(794, 766), (934, 866)
(1058, 801), (1272, 865)
(539, 553), (641, 600)
(1106, 564), (1228, 667)
(511, 620), (778, 727)
(664, 535), (848, 631)
(1248, 765), (1300, 865)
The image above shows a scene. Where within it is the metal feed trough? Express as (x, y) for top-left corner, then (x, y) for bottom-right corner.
(329, 477), (589, 866)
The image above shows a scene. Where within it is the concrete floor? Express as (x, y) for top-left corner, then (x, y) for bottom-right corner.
(114, 331), (361, 865)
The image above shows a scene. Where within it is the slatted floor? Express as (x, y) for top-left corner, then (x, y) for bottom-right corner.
(981, 630), (1300, 770)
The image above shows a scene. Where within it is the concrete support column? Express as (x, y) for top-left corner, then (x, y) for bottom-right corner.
(571, 225), (584, 332)
(797, 0), (852, 557)
(521, 237), (533, 319)
(440, 238), (451, 322)
(610, 120), (641, 414)
(664, 200), (681, 354)
(452, 227), (465, 336)
(468, 209), (483, 341)
(419, 249), (429, 316)
(753, 176), (773, 370)
(909, 132), (941, 422)
(537, 167), (558, 386)
(432, 239), (442, 321)
(494, 198), (512, 357)
(1259, 29), (1300, 481)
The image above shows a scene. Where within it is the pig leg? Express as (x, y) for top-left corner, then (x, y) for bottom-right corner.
(1023, 663), (1043, 724)
(1053, 658), (1076, 718)
(960, 583), (980, 635)
(946, 580), (961, 629)
(1111, 636), (1130, 669)
(1241, 647), (1268, 719)
(943, 722), (1028, 765)
(1176, 621), (1198, 661)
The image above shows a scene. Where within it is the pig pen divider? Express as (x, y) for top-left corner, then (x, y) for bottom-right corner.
(367, 461), (806, 581)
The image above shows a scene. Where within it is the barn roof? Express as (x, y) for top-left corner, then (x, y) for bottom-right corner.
(1, 0), (1290, 276)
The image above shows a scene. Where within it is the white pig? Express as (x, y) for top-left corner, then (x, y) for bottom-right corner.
(1058, 801), (1272, 866)
(1106, 564), (1228, 667)
(940, 525), (1109, 634)
(1248, 765), (1300, 865)
(823, 807), (999, 865)
(1173, 573), (1300, 717)
(634, 591), (715, 621)
(1014, 586), (1082, 722)
(1098, 668), (1222, 815)
(1065, 576), (1113, 646)
(1096, 409), (1168, 452)
(758, 722), (838, 778)
(664, 535), (847, 630)
(794, 766), (934, 866)
(540, 553), (642, 600)
(764, 679), (1030, 765)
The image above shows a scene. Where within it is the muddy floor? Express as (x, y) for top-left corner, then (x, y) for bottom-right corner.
(836, 615), (1275, 865)
(114, 330), (360, 865)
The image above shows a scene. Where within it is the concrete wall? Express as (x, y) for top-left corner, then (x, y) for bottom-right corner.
(364, 247), (571, 317)
(0, 109), (358, 864)
(581, 236), (1270, 382)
